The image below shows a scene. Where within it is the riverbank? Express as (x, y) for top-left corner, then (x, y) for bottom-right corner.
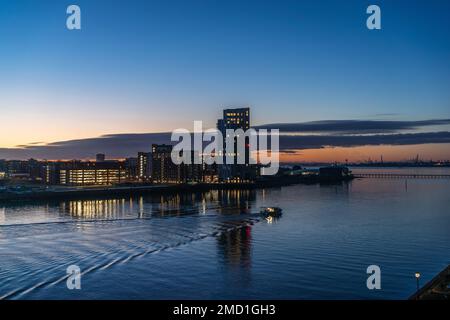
(409, 265), (450, 300)
(0, 174), (354, 202)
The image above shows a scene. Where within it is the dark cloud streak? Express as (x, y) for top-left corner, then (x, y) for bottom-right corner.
(278, 131), (450, 151)
(2, 119), (450, 160)
(1, 131), (450, 160)
(255, 119), (450, 133)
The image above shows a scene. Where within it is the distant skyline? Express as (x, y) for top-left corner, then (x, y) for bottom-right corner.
(1, 0), (449, 161)
(1, 118), (450, 162)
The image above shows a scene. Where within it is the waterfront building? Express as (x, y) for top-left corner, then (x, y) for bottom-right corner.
(151, 144), (182, 184)
(223, 107), (250, 130)
(0, 160), (6, 181)
(137, 152), (151, 181)
(125, 157), (139, 181)
(319, 166), (351, 179)
(183, 151), (203, 183)
(202, 163), (219, 183)
(6, 160), (29, 176)
(27, 158), (44, 181)
(44, 162), (61, 185)
(216, 107), (257, 183)
(1, 159), (46, 182)
(59, 160), (126, 186)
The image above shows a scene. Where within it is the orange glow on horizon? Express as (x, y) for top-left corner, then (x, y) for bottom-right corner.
(279, 143), (450, 163)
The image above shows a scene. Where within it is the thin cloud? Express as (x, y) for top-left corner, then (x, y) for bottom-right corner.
(255, 119), (450, 134)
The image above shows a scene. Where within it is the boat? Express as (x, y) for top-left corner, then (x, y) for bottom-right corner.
(260, 207), (283, 218)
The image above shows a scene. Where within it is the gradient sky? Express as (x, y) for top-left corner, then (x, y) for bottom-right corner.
(0, 0), (449, 161)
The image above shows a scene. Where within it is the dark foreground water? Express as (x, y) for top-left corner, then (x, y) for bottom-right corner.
(1, 172), (449, 299)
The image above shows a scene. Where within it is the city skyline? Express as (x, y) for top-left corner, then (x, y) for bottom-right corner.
(1, 114), (450, 162)
(1, 1), (450, 304)
(1, 0), (450, 162)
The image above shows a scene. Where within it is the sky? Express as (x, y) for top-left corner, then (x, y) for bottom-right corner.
(0, 0), (449, 161)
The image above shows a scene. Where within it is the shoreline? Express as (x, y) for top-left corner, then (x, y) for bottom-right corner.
(0, 175), (354, 203)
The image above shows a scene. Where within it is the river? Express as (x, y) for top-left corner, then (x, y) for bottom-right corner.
(1, 168), (449, 299)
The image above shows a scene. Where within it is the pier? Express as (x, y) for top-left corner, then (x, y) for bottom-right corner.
(354, 173), (450, 179)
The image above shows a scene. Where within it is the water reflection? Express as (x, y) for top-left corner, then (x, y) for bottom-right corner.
(2, 176), (449, 299)
(0, 207), (5, 224)
(217, 225), (252, 268)
(319, 180), (351, 196)
(54, 189), (257, 221)
(60, 198), (129, 219)
(217, 224), (253, 287)
(155, 193), (202, 216)
(215, 189), (255, 215)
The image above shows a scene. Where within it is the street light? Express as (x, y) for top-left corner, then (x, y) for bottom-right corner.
(415, 272), (421, 291)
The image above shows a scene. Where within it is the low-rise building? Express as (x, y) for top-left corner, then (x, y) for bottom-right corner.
(59, 160), (126, 186)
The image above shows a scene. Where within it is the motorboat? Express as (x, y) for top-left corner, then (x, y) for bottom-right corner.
(260, 207), (282, 218)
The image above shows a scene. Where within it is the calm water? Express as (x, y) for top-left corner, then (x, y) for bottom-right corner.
(1, 169), (449, 299)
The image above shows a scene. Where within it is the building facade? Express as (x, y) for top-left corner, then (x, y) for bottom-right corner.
(151, 144), (182, 184)
(59, 161), (126, 186)
(217, 107), (257, 182)
(125, 157), (138, 181)
(137, 152), (151, 181)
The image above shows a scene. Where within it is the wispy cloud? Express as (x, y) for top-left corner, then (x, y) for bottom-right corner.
(255, 119), (450, 134)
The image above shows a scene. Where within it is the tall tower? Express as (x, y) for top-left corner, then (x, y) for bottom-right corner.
(217, 107), (254, 182)
(222, 107), (250, 131)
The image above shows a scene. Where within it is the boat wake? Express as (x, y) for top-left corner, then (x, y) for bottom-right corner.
(0, 213), (262, 300)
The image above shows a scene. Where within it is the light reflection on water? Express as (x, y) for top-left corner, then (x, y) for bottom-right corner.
(0, 175), (449, 300)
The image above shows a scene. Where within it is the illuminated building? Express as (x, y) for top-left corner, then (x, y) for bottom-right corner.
(125, 157), (138, 180)
(44, 162), (61, 185)
(0, 160), (6, 180)
(6, 160), (29, 176)
(1, 159), (45, 182)
(202, 163), (219, 183)
(137, 152), (151, 181)
(184, 151), (203, 183)
(151, 144), (182, 184)
(222, 107), (250, 131)
(151, 145), (203, 184)
(217, 107), (256, 182)
(59, 161), (126, 186)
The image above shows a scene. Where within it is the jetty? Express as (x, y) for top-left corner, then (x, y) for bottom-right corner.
(409, 265), (450, 300)
(354, 173), (450, 179)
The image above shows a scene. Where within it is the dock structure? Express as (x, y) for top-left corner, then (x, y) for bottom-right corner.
(354, 173), (450, 179)
(409, 265), (450, 300)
